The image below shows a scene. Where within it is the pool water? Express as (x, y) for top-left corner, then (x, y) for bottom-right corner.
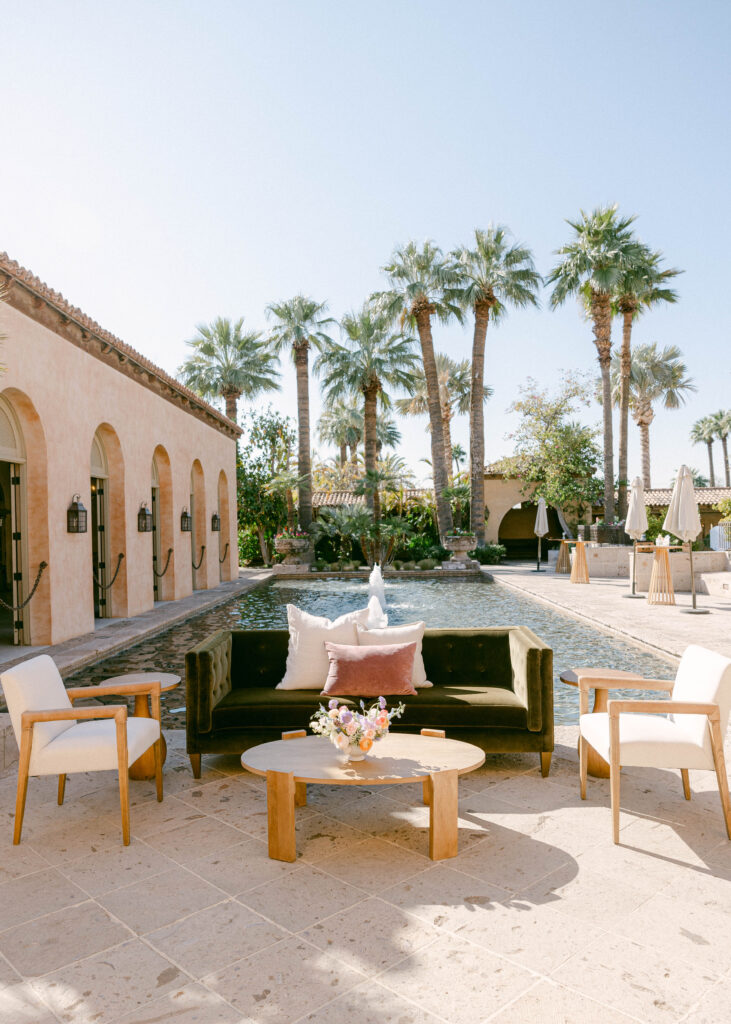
(68, 576), (673, 727)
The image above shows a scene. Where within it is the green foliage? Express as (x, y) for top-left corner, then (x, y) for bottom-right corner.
(714, 498), (731, 521)
(237, 408), (297, 563)
(238, 529), (261, 565)
(469, 544), (507, 565)
(417, 558), (438, 570)
(505, 374), (603, 525)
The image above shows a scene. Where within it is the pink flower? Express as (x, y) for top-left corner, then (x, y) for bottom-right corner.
(345, 721), (357, 736)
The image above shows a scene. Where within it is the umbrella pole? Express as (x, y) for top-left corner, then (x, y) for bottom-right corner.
(682, 541), (710, 614)
(536, 536), (542, 572)
(623, 539), (644, 598)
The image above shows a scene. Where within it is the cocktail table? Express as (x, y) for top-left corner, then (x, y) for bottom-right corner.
(241, 729), (485, 863)
(101, 672), (180, 780)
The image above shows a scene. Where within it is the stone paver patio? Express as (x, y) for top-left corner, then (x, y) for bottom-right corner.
(1, 727), (730, 1023)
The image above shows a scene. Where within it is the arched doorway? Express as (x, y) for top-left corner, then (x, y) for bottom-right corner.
(190, 460), (206, 590)
(151, 446), (175, 601)
(497, 501), (562, 560)
(90, 425), (128, 618)
(217, 469), (231, 582)
(0, 397), (26, 644)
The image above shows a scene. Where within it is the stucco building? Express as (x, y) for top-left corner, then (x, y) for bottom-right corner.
(0, 253), (240, 647)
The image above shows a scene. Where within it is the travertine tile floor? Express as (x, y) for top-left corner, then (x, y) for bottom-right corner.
(1, 727), (730, 1024)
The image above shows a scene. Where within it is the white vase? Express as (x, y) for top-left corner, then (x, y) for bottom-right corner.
(346, 747), (366, 761)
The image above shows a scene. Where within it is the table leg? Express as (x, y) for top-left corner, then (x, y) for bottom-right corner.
(428, 769), (459, 860)
(267, 769), (296, 862)
(570, 541), (590, 584)
(556, 541), (571, 574)
(648, 548), (675, 606)
(129, 693), (168, 781)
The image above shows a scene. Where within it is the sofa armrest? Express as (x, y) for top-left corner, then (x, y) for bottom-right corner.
(510, 628), (552, 734)
(186, 630), (232, 734)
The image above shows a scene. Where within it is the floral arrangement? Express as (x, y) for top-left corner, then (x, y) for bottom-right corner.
(445, 528), (476, 538)
(275, 526), (309, 540)
(310, 697), (405, 757)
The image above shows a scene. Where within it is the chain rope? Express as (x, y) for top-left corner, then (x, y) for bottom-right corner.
(192, 545), (206, 570)
(0, 561), (48, 613)
(218, 542), (229, 564)
(153, 548), (173, 578)
(93, 552), (124, 591)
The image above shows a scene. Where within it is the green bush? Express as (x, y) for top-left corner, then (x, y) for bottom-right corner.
(402, 560), (417, 570)
(392, 559), (403, 570)
(312, 558), (328, 572)
(469, 544), (506, 565)
(417, 558), (438, 570)
(428, 544), (450, 562)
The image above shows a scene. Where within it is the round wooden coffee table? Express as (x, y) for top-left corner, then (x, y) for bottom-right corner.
(241, 730), (485, 863)
(560, 667), (645, 778)
(101, 672), (180, 780)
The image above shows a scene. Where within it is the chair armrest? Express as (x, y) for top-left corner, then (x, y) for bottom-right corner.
(67, 681), (162, 701)
(21, 706), (126, 726)
(578, 676), (674, 693)
(510, 628), (551, 733)
(607, 699), (719, 718)
(186, 630), (232, 735)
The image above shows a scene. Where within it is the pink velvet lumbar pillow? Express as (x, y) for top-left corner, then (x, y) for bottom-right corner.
(322, 641), (418, 697)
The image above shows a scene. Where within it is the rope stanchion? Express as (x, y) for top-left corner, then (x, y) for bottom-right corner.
(0, 561), (48, 613)
(93, 552), (124, 591)
(153, 548), (173, 578)
(192, 545), (206, 570)
(218, 543), (229, 564)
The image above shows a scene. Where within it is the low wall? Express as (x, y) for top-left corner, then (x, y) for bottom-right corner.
(630, 550), (730, 592)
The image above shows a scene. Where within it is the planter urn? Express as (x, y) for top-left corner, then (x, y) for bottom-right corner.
(443, 534), (477, 566)
(274, 536), (312, 565)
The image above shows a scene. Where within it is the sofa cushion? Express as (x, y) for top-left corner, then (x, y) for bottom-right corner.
(422, 631), (514, 689)
(323, 641), (417, 697)
(211, 684), (527, 731)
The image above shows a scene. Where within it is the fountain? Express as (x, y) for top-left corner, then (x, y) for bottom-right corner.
(368, 564), (387, 608)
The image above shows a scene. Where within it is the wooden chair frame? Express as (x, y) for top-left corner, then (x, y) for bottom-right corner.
(578, 675), (731, 844)
(13, 680), (163, 847)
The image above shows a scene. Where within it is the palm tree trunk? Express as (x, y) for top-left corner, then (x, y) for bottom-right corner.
(639, 421), (651, 489)
(469, 303), (489, 544)
(363, 385), (379, 521)
(591, 292), (616, 521)
(285, 489), (295, 531)
(706, 440), (716, 487)
(349, 444), (358, 466)
(722, 436), (730, 487)
(617, 310), (633, 521)
(339, 443), (347, 467)
(224, 391), (240, 423)
(442, 405), (453, 486)
(414, 308), (453, 537)
(294, 344), (312, 529)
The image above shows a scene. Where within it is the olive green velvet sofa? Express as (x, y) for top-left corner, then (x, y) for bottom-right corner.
(185, 626), (554, 778)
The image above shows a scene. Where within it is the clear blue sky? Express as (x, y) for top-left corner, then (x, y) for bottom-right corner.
(3, 1), (729, 489)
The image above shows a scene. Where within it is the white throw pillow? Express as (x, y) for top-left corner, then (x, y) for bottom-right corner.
(356, 621), (432, 688)
(277, 603), (387, 690)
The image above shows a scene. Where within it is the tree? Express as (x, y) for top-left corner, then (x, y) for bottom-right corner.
(178, 316), (280, 422)
(505, 375), (603, 533)
(710, 409), (731, 487)
(609, 343), (695, 489)
(451, 443), (466, 476)
(612, 248), (681, 517)
(237, 409), (296, 562)
(374, 241), (463, 536)
(452, 227), (540, 543)
(266, 296), (334, 530)
(316, 306), (419, 521)
(396, 353), (491, 484)
(547, 205), (644, 521)
(691, 415), (719, 487)
(318, 397), (362, 466)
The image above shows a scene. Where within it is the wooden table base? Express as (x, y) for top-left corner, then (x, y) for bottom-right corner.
(570, 540), (590, 584)
(580, 687), (610, 778)
(129, 693), (168, 781)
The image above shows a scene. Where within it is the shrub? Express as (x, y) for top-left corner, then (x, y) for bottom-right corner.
(715, 498), (731, 521)
(392, 559), (403, 570)
(417, 558), (438, 570)
(313, 558), (328, 572)
(469, 544), (506, 565)
(402, 560), (416, 570)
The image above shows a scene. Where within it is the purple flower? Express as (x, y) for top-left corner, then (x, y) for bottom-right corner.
(340, 709), (353, 724)
(378, 696), (387, 709)
(328, 699), (339, 709)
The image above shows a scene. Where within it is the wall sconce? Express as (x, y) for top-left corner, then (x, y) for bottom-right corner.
(180, 507), (192, 532)
(67, 494), (88, 533)
(138, 502), (153, 532)
(211, 512), (221, 532)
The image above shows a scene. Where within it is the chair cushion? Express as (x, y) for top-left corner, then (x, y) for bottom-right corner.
(322, 641), (417, 697)
(30, 717), (160, 776)
(212, 685), (527, 731)
(357, 622), (431, 688)
(580, 712), (712, 770)
(0, 655), (74, 752)
(669, 645), (731, 747)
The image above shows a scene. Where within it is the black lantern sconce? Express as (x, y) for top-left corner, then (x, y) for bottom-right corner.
(180, 507), (192, 532)
(211, 512), (221, 532)
(67, 494), (88, 533)
(138, 502), (153, 532)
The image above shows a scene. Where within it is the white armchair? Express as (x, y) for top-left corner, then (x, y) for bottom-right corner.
(579, 645), (731, 843)
(0, 654), (163, 845)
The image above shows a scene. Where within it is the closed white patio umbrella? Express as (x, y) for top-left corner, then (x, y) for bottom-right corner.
(534, 498), (549, 572)
(663, 465), (708, 614)
(624, 477), (648, 598)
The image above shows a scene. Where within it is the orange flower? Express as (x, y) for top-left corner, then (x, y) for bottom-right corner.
(359, 736), (373, 753)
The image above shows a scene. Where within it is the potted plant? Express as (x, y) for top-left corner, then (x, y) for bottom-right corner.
(443, 527), (478, 563)
(273, 527), (312, 564)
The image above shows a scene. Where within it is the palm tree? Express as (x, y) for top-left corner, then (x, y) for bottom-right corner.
(612, 248), (681, 517)
(316, 306), (419, 521)
(318, 397), (362, 466)
(178, 316), (280, 422)
(710, 410), (731, 487)
(451, 443), (466, 476)
(609, 342), (695, 489)
(452, 227), (541, 543)
(374, 241), (463, 536)
(266, 296), (334, 529)
(396, 353), (491, 484)
(547, 206), (644, 520)
(691, 416), (719, 488)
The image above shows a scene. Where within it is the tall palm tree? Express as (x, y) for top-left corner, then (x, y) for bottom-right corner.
(609, 342), (695, 488)
(374, 241), (463, 536)
(316, 306), (419, 521)
(266, 296), (334, 529)
(452, 227), (541, 543)
(178, 316), (280, 422)
(691, 415), (719, 487)
(318, 397), (362, 466)
(612, 248), (681, 518)
(710, 410), (731, 487)
(396, 353), (491, 485)
(547, 206), (643, 520)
